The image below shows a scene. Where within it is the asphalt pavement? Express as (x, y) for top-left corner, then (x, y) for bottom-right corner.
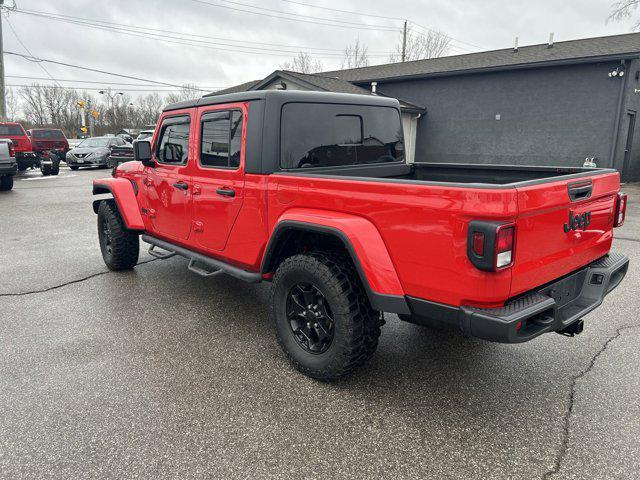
(1, 166), (639, 479)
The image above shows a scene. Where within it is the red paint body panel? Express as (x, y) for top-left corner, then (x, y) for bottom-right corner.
(267, 175), (516, 306)
(0, 122), (32, 152)
(97, 99), (622, 312)
(510, 173), (619, 296)
(93, 177), (145, 230)
(272, 208), (405, 295)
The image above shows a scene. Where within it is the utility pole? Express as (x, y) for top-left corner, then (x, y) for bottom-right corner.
(401, 20), (407, 63)
(0, 0), (7, 121)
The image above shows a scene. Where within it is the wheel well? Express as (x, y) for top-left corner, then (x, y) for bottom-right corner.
(263, 227), (355, 275)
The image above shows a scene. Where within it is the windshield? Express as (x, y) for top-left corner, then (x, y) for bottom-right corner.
(137, 131), (153, 140)
(32, 129), (65, 139)
(77, 138), (110, 148)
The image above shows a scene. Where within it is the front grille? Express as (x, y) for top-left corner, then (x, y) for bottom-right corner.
(75, 153), (87, 158)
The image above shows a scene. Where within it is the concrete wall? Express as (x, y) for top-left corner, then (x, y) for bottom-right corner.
(377, 61), (629, 173)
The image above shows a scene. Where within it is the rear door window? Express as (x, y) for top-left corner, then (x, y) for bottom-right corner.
(200, 110), (243, 169)
(280, 103), (404, 169)
(156, 116), (190, 165)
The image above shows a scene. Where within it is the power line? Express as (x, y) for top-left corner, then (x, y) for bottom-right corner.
(281, 0), (404, 22)
(3, 13), (62, 88)
(13, 9), (394, 58)
(187, 0), (399, 31)
(215, 0), (399, 29)
(279, 0), (484, 51)
(4, 51), (211, 91)
(4, 75), (226, 89)
(408, 21), (485, 50)
(13, 8), (390, 54)
(5, 84), (212, 93)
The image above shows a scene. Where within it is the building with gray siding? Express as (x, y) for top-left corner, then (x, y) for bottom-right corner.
(210, 32), (640, 181)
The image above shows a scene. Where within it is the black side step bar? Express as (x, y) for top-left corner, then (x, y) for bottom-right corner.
(141, 235), (262, 283)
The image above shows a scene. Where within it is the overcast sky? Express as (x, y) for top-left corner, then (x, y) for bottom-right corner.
(2, 0), (637, 99)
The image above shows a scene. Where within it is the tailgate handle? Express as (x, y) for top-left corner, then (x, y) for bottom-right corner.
(568, 181), (592, 202)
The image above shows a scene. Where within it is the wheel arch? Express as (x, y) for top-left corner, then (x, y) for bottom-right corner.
(92, 178), (144, 231)
(262, 216), (410, 314)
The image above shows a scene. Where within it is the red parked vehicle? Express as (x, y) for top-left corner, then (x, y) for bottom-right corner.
(92, 91), (629, 380)
(0, 122), (37, 171)
(27, 128), (69, 161)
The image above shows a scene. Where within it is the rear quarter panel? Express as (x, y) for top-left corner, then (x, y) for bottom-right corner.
(269, 175), (518, 307)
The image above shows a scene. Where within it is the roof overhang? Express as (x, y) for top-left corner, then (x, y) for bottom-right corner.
(349, 53), (640, 85)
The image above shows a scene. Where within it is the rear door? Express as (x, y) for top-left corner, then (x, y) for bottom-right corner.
(510, 172), (620, 296)
(189, 103), (246, 252)
(144, 112), (193, 241)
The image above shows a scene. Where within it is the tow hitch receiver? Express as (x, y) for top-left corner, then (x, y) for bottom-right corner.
(557, 319), (584, 337)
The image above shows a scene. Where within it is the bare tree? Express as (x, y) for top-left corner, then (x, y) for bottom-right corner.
(164, 83), (202, 104)
(6, 88), (19, 121)
(134, 93), (163, 126)
(389, 27), (451, 63)
(280, 52), (323, 73)
(608, 0), (640, 29)
(19, 84), (47, 125)
(342, 39), (369, 69)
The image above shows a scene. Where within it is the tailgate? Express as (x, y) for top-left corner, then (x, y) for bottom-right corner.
(510, 172), (620, 297)
(33, 139), (65, 149)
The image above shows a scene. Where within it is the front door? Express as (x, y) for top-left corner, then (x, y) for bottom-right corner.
(190, 104), (246, 252)
(145, 114), (193, 241)
(622, 111), (636, 182)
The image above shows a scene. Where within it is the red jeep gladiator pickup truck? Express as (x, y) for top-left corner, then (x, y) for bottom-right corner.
(92, 91), (629, 380)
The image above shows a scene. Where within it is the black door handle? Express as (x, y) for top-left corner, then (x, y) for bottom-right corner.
(216, 188), (235, 197)
(173, 181), (188, 190)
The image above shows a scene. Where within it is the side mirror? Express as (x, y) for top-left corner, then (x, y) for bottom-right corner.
(133, 140), (154, 167)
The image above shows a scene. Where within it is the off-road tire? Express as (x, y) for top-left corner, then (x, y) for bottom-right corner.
(51, 161), (60, 176)
(271, 252), (382, 381)
(97, 200), (139, 270)
(40, 163), (51, 176)
(69, 165), (79, 171)
(0, 175), (13, 191)
(17, 164), (28, 172)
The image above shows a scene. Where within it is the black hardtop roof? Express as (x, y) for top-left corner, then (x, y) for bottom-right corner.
(163, 90), (400, 112)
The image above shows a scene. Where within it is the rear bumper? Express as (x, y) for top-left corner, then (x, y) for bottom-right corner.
(0, 159), (17, 175)
(406, 252), (629, 343)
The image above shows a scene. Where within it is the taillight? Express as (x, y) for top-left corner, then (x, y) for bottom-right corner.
(467, 221), (516, 272)
(614, 192), (627, 227)
(8, 141), (15, 157)
(495, 224), (515, 270)
(473, 232), (485, 256)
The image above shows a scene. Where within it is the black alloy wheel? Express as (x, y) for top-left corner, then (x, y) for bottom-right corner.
(286, 283), (335, 354)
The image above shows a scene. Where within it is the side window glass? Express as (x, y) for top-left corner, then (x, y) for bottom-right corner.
(157, 117), (190, 165)
(200, 109), (243, 169)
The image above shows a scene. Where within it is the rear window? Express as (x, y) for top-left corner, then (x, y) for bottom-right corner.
(0, 124), (24, 136)
(32, 129), (65, 139)
(280, 103), (404, 169)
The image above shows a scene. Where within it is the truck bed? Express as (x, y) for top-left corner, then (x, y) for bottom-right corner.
(283, 162), (615, 187)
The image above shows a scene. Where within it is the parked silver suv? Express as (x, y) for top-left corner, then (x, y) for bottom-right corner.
(0, 139), (16, 191)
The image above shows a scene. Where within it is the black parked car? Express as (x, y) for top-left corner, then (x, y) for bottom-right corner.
(66, 136), (128, 170)
(108, 130), (154, 170)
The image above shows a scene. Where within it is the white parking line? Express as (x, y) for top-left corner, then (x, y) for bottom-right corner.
(21, 174), (78, 181)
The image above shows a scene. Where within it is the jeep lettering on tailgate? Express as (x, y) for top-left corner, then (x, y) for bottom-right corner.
(563, 210), (592, 233)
